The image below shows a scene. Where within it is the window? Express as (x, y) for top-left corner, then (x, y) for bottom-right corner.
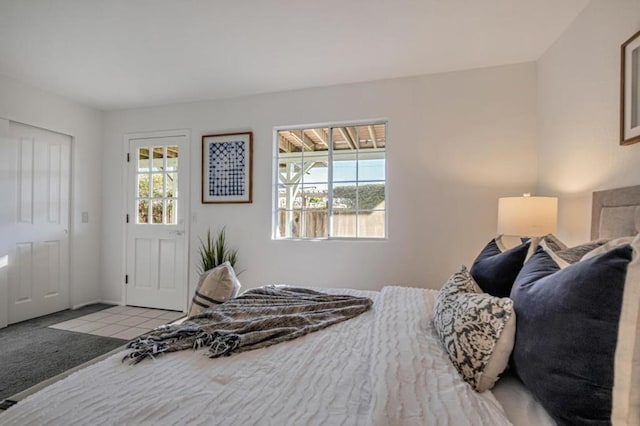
(135, 145), (179, 224)
(274, 121), (387, 239)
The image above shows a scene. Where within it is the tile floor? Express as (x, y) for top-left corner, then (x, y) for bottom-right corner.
(49, 306), (185, 340)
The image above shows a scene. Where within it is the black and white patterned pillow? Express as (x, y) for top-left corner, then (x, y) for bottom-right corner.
(433, 266), (516, 392)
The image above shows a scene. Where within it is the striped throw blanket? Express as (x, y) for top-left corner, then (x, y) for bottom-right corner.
(123, 286), (373, 364)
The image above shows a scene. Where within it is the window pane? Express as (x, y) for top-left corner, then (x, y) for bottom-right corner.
(358, 211), (386, 238)
(303, 128), (329, 152)
(152, 147), (164, 171)
(333, 155), (357, 182)
(152, 173), (164, 198)
(302, 159), (328, 184)
(302, 184), (328, 209)
(358, 153), (385, 182)
(302, 209), (327, 238)
(278, 130), (303, 153)
(138, 148), (149, 172)
(354, 125), (381, 150)
(166, 173), (177, 198)
(137, 199), (149, 224)
(152, 200), (163, 224)
(278, 184), (300, 209)
(165, 199), (177, 225)
(332, 210), (357, 237)
(137, 174), (149, 198)
(278, 157), (303, 186)
(332, 182), (357, 210)
(332, 127), (357, 152)
(357, 182), (386, 210)
(278, 209), (301, 238)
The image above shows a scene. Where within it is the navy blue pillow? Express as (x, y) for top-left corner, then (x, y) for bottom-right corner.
(470, 238), (530, 297)
(510, 245), (633, 425)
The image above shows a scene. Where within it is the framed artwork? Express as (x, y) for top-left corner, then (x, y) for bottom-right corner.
(621, 30), (640, 145)
(201, 131), (253, 203)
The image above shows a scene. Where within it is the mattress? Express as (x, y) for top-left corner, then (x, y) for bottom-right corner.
(0, 286), (547, 425)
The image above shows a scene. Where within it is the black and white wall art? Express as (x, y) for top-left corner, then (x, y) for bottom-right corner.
(202, 132), (253, 203)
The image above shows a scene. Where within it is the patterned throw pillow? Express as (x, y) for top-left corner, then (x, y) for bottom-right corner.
(189, 262), (241, 317)
(433, 266), (516, 392)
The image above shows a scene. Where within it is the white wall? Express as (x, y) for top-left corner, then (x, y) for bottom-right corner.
(537, 0), (640, 244)
(0, 74), (104, 308)
(102, 62), (538, 302)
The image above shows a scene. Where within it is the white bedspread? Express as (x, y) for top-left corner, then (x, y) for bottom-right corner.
(0, 287), (513, 425)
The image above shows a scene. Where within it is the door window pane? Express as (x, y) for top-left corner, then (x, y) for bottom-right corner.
(137, 199), (149, 224)
(151, 200), (163, 224)
(138, 148), (150, 172)
(137, 174), (149, 198)
(165, 200), (177, 225)
(152, 174), (164, 197)
(152, 147), (164, 171)
(166, 173), (177, 198)
(167, 146), (179, 171)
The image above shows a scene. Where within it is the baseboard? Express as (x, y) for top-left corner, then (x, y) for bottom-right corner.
(71, 300), (102, 310)
(71, 299), (121, 310)
(99, 299), (123, 306)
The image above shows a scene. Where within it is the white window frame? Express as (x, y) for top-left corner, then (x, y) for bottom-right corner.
(272, 119), (388, 241)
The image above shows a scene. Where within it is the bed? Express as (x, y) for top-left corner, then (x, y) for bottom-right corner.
(1, 185), (639, 426)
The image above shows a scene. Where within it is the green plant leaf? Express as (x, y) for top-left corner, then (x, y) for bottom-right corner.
(197, 226), (238, 275)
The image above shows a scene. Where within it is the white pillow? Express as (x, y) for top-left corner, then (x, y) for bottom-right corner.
(189, 262), (241, 317)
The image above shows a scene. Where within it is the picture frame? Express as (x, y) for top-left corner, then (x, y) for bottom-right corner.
(621, 30), (640, 145)
(201, 131), (253, 203)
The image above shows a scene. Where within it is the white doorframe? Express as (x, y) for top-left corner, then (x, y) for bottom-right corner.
(121, 129), (191, 312)
(0, 118), (9, 328)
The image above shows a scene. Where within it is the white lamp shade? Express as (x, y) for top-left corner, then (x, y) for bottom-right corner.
(497, 196), (558, 237)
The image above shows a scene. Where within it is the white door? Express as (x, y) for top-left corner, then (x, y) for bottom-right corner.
(0, 120), (71, 324)
(126, 133), (189, 311)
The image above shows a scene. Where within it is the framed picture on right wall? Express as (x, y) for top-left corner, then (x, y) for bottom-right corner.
(621, 30), (640, 145)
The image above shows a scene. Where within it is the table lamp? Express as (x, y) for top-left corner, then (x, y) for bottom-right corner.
(497, 194), (558, 237)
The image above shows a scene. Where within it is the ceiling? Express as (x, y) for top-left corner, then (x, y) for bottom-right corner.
(0, 0), (590, 111)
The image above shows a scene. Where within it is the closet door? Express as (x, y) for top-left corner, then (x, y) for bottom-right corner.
(1, 120), (71, 324)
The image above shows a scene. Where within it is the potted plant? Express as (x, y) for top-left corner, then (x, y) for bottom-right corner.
(197, 227), (239, 275)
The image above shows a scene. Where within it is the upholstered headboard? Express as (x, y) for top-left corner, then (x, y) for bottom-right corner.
(591, 185), (640, 240)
